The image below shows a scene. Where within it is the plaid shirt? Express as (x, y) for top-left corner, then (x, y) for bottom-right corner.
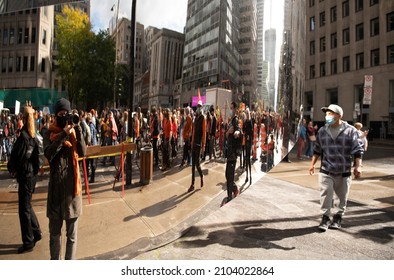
(314, 121), (364, 174)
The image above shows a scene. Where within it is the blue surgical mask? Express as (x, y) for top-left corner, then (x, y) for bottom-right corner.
(325, 115), (335, 125)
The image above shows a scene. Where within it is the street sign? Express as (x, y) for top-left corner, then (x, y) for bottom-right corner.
(363, 87), (372, 105)
(363, 75), (373, 105)
(364, 75), (373, 87)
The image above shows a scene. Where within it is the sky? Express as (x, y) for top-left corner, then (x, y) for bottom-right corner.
(90, 0), (188, 33)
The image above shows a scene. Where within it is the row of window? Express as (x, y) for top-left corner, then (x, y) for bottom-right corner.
(311, 11), (393, 34)
(310, 45), (394, 79)
(1, 56), (47, 73)
(310, 14), (393, 55)
(0, 9), (38, 16)
(309, 0), (379, 14)
(0, 27), (48, 47)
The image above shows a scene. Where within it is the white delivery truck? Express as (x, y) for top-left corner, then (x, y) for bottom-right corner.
(203, 87), (233, 120)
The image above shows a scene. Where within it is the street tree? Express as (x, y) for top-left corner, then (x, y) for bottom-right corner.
(56, 6), (115, 109)
(82, 30), (115, 110)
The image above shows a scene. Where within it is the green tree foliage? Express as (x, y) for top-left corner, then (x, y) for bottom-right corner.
(82, 30), (115, 110)
(56, 5), (115, 109)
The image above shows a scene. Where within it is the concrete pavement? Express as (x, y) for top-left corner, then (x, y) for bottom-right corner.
(0, 140), (393, 260)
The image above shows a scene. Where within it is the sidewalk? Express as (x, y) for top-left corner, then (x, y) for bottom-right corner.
(133, 146), (394, 260)
(0, 144), (393, 260)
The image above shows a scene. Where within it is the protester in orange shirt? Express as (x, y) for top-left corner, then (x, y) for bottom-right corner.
(171, 114), (178, 159)
(133, 113), (140, 158)
(161, 108), (172, 171)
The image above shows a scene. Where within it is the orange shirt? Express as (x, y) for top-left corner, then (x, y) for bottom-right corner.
(182, 115), (192, 140)
(163, 118), (172, 139)
(134, 118), (140, 138)
(171, 120), (177, 138)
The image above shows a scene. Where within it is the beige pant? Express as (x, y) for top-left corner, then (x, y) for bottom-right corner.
(319, 173), (351, 217)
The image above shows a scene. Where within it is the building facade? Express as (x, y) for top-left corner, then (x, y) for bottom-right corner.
(110, 17), (145, 109)
(239, 0), (258, 107)
(305, 0), (394, 139)
(1, 7), (54, 90)
(181, 0), (241, 107)
(149, 28), (184, 109)
(0, 1), (90, 109)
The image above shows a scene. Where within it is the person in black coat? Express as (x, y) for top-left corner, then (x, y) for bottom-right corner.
(243, 108), (254, 185)
(224, 102), (242, 203)
(43, 98), (86, 260)
(7, 106), (42, 254)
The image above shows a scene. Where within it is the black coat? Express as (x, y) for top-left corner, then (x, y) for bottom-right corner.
(225, 115), (241, 161)
(7, 127), (39, 182)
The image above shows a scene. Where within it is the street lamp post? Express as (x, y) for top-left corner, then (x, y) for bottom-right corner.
(125, 0), (136, 185)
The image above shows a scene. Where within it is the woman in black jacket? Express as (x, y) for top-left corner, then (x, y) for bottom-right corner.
(7, 106), (42, 254)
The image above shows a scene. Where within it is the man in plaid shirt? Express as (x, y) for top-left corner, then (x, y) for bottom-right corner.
(309, 104), (364, 232)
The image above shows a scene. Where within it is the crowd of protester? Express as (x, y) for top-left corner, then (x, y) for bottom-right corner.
(2, 102), (291, 198)
(1, 103), (282, 173)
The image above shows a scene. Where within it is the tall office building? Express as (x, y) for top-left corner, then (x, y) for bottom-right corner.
(256, 0), (265, 105)
(181, 0), (240, 107)
(305, 0), (394, 138)
(110, 18), (145, 76)
(239, 0), (258, 107)
(149, 28), (184, 109)
(110, 17), (146, 109)
(255, 0), (305, 114)
(144, 26), (160, 74)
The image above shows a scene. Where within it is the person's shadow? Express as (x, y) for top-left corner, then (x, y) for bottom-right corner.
(176, 220), (317, 251)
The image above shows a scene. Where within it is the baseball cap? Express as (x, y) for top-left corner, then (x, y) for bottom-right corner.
(321, 104), (343, 116)
(197, 100), (203, 106)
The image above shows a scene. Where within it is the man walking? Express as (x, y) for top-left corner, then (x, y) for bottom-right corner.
(224, 101), (242, 203)
(181, 107), (192, 167)
(150, 106), (160, 166)
(188, 101), (206, 192)
(309, 104), (363, 231)
(208, 105), (217, 160)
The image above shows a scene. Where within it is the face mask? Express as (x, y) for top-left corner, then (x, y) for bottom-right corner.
(325, 115), (335, 125)
(196, 108), (201, 115)
(57, 116), (67, 128)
